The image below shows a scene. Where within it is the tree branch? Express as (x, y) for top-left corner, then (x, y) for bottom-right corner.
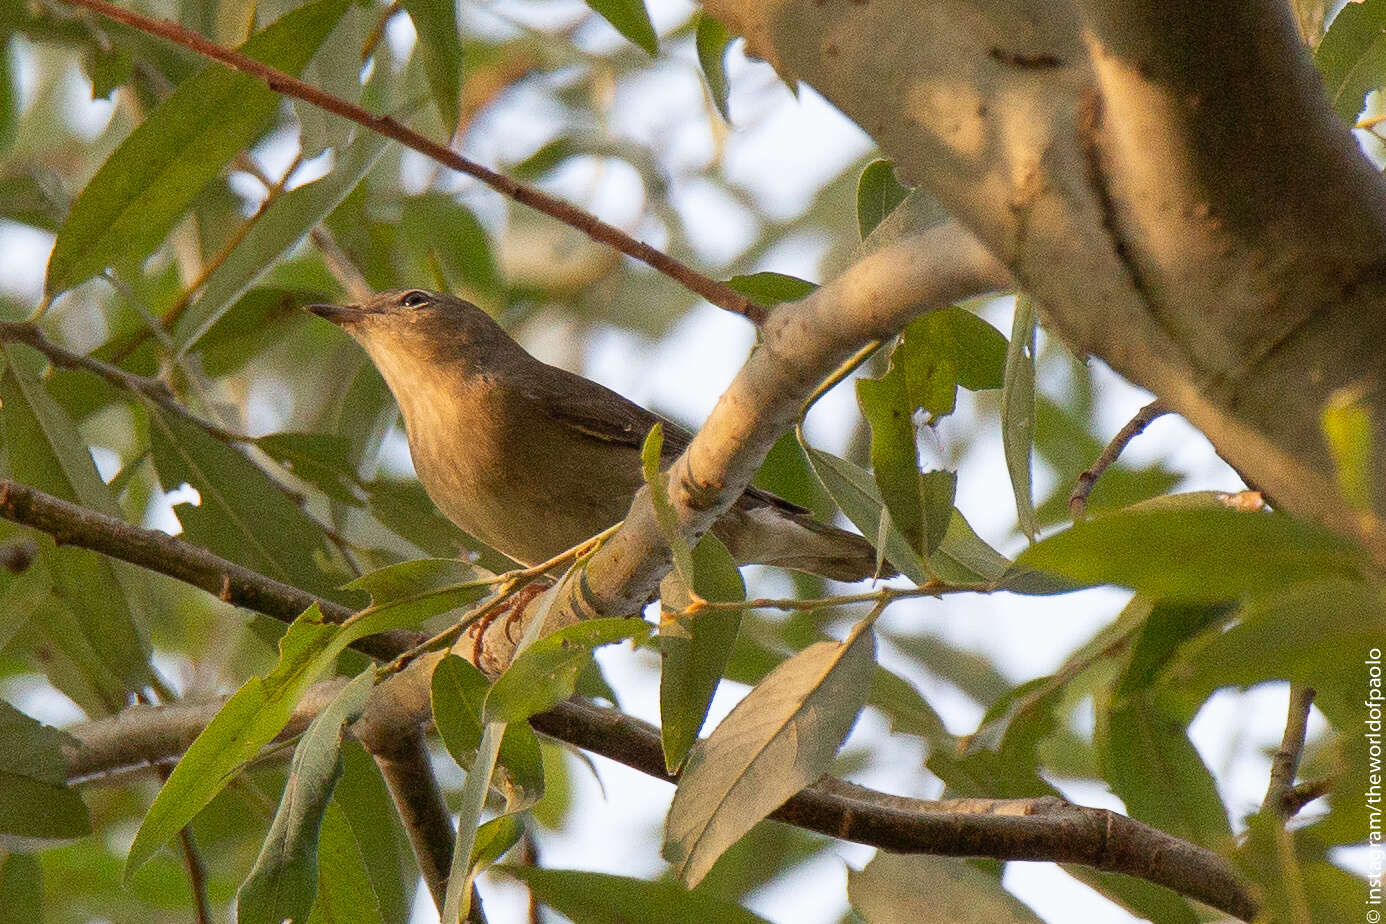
(369, 730), (455, 916)
(1261, 683), (1316, 819)
(53, 0), (764, 325)
(706, 0), (1386, 562)
(1068, 399), (1168, 519)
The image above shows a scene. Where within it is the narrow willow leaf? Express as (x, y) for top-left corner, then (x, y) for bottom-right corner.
(125, 595), (431, 878)
(856, 159), (910, 240)
(44, 0), (351, 295)
(1321, 386), (1374, 509)
(0, 344), (150, 692)
(799, 442), (926, 582)
(254, 431), (360, 505)
(173, 130), (390, 352)
(695, 14), (733, 122)
(432, 655), (545, 809)
(1015, 507), (1368, 601)
(399, 0), (463, 130)
(856, 371), (925, 554)
(660, 535), (746, 772)
(725, 272), (816, 305)
(442, 580), (564, 923)
(500, 866), (771, 924)
(642, 423), (696, 587)
(1099, 693), (1232, 850)
(664, 618), (875, 886)
(1002, 295), (1038, 540)
(345, 558), (491, 606)
(585, 0), (658, 55)
(307, 800), (384, 924)
(237, 670), (374, 924)
(1315, 0), (1386, 120)
(849, 854), (1045, 923)
(148, 407), (345, 600)
(0, 701), (90, 847)
(484, 618), (651, 724)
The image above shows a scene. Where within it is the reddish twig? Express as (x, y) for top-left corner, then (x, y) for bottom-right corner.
(55, 0), (766, 325)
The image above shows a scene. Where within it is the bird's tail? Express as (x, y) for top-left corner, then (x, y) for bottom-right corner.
(714, 506), (897, 583)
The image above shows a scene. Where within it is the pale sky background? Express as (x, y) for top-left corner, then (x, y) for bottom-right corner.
(0, 1), (1356, 922)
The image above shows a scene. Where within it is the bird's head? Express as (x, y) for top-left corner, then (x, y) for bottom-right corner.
(306, 289), (517, 388)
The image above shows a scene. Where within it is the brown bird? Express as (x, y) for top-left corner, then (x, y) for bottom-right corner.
(307, 289), (890, 582)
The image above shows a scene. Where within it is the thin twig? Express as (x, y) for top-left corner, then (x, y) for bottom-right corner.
(0, 321), (246, 441)
(1281, 777), (1332, 817)
(177, 825), (213, 924)
(1261, 683), (1316, 819)
(1068, 399), (1169, 520)
(56, 0), (767, 325)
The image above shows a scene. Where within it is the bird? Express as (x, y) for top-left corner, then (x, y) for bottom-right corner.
(307, 289), (891, 582)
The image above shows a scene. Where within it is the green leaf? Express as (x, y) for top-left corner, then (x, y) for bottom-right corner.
(498, 866), (771, 924)
(1015, 507), (1369, 601)
(642, 422), (696, 587)
(399, 194), (501, 300)
(254, 431), (361, 505)
(800, 442), (1010, 586)
(856, 159), (910, 240)
(431, 655), (545, 808)
(44, 0), (352, 295)
(910, 305), (1008, 392)
(1002, 295), (1038, 540)
(664, 617), (875, 886)
(1178, 578), (1384, 710)
(585, 0), (658, 55)
(485, 618), (651, 724)
(440, 578), (568, 923)
(660, 535), (746, 772)
(400, 0), (464, 130)
(725, 272), (816, 306)
(125, 597), (430, 878)
(0, 854), (42, 921)
(1315, 0), (1386, 120)
(148, 407), (347, 600)
(0, 38), (17, 156)
(695, 14), (733, 122)
(306, 801), (384, 924)
(849, 854), (1045, 923)
(237, 670), (374, 924)
(0, 344), (150, 693)
(1321, 386), (1374, 509)
(1098, 692), (1232, 850)
(856, 372), (926, 555)
(0, 700), (90, 847)
(799, 442), (926, 582)
(345, 558), (492, 606)
(331, 743), (410, 923)
(173, 130), (391, 352)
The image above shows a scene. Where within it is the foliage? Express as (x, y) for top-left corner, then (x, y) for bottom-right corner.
(0, 2), (1379, 923)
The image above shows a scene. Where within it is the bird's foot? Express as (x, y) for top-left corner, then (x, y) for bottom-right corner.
(470, 579), (553, 669)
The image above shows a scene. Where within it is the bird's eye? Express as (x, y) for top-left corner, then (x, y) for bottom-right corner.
(400, 290), (431, 309)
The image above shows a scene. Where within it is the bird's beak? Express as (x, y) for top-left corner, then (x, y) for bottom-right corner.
(305, 302), (368, 326)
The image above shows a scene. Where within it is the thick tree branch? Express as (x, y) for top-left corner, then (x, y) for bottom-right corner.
(706, 0), (1386, 561)
(53, 0), (764, 325)
(369, 730), (455, 916)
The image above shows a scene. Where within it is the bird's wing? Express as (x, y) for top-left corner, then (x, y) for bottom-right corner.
(518, 363), (811, 517)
